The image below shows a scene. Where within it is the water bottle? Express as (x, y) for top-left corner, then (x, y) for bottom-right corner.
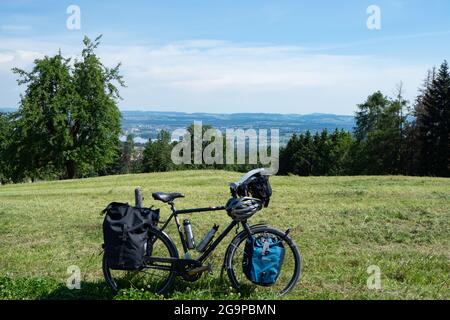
(196, 224), (219, 253)
(183, 219), (196, 250)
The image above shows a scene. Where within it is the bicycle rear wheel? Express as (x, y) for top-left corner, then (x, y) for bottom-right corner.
(225, 225), (301, 296)
(103, 228), (178, 295)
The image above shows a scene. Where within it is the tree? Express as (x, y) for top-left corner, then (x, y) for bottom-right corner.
(142, 130), (173, 172)
(185, 123), (213, 170)
(279, 129), (354, 176)
(291, 131), (314, 176)
(354, 91), (389, 142)
(407, 68), (436, 175)
(279, 133), (299, 175)
(279, 131), (312, 176)
(120, 134), (136, 174)
(0, 112), (13, 183)
(12, 53), (73, 181)
(352, 91), (408, 174)
(328, 129), (353, 175)
(12, 35), (124, 180)
(414, 61), (450, 177)
(390, 83), (410, 174)
(312, 130), (331, 175)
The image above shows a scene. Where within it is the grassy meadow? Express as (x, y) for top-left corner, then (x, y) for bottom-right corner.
(0, 170), (448, 300)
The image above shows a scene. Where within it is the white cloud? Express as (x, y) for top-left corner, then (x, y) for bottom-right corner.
(0, 52), (15, 64)
(16, 49), (42, 62)
(0, 37), (428, 114)
(1, 24), (31, 33)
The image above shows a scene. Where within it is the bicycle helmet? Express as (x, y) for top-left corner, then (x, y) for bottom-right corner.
(229, 168), (272, 207)
(225, 197), (263, 221)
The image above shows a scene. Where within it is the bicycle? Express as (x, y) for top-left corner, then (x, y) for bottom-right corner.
(102, 169), (302, 296)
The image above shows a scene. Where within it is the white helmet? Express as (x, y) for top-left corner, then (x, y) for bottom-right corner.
(225, 197), (263, 221)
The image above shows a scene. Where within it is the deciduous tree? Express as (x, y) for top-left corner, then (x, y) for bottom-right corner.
(12, 36), (124, 180)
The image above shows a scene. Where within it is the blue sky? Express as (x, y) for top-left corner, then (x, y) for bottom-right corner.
(1, 0), (449, 114)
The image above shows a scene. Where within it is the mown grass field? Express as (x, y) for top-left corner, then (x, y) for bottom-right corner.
(0, 171), (448, 300)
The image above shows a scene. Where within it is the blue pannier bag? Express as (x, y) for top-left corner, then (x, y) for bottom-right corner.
(243, 235), (285, 285)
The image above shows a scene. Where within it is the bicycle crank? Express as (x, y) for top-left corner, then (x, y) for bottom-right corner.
(187, 263), (212, 276)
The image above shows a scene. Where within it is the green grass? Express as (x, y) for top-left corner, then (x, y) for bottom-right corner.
(0, 171), (449, 300)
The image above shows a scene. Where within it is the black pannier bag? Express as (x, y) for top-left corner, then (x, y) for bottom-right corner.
(102, 202), (160, 270)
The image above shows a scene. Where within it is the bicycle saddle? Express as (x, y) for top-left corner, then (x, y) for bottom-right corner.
(152, 192), (185, 203)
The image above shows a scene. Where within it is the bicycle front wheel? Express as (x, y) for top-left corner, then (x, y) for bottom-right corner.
(225, 225), (301, 296)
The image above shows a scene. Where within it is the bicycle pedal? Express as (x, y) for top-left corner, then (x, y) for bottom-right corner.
(187, 264), (212, 276)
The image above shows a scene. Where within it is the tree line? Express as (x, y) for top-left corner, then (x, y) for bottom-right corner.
(118, 124), (260, 176)
(0, 36), (448, 182)
(279, 61), (449, 177)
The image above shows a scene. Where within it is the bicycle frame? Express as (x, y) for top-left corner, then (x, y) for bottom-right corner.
(145, 201), (253, 273)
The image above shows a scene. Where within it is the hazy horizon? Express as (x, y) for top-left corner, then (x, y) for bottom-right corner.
(0, 106), (355, 117)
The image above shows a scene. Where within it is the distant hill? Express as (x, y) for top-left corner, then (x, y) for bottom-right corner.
(0, 108), (17, 113)
(0, 108), (355, 143)
(121, 111), (355, 143)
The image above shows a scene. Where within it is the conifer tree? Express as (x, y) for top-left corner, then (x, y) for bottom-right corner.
(415, 61), (450, 176)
